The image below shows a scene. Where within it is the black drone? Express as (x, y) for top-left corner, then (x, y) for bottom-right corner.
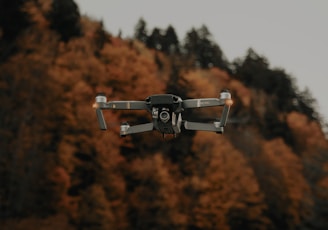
(93, 90), (233, 137)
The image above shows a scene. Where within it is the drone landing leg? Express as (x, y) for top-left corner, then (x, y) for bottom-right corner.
(96, 108), (107, 130)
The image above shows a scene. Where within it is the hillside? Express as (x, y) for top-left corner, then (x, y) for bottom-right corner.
(1, 1), (328, 229)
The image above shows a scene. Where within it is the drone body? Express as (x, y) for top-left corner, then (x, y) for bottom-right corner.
(94, 90), (233, 137)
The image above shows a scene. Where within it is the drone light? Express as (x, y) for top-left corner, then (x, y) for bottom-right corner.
(225, 99), (233, 106)
(92, 103), (99, 109)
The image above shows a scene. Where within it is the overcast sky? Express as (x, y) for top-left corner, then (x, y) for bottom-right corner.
(76, 0), (328, 122)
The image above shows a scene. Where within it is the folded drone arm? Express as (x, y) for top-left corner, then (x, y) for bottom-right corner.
(96, 108), (107, 130)
(94, 94), (149, 130)
(120, 123), (154, 136)
(183, 91), (232, 134)
(219, 101), (231, 127)
(184, 121), (224, 133)
(183, 98), (231, 133)
(96, 101), (148, 110)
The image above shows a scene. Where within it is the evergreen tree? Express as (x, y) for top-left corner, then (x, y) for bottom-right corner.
(0, 0), (29, 40)
(183, 25), (228, 69)
(47, 0), (81, 42)
(233, 48), (270, 87)
(234, 48), (319, 121)
(146, 27), (162, 50)
(134, 17), (148, 43)
(162, 25), (180, 54)
(183, 27), (199, 59)
(296, 87), (320, 120)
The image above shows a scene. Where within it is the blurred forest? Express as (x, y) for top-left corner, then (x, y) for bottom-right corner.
(1, 0), (328, 229)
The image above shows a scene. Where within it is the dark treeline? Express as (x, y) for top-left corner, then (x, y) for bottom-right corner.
(134, 18), (230, 71)
(133, 18), (321, 122)
(1, 1), (328, 230)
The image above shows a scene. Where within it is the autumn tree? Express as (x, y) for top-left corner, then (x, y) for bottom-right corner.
(124, 153), (188, 229)
(184, 132), (270, 230)
(253, 138), (313, 229)
(0, 23), (63, 217)
(77, 185), (123, 230)
(287, 112), (328, 229)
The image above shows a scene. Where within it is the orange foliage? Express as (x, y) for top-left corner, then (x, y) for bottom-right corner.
(1, 214), (74, 230)
(100, 42), (165, 100)
(182, 68), (232, 99)
(23, 0), (52, 29)
(128, 154), (188, 228)
(228, 79), (251, 107)
(77, 184), (126, 229)
(261, 138), (313, 227)
(287, 112), (328, 150)
(188, 132), (270, 229)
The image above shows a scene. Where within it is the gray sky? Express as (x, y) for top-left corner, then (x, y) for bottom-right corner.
(76, 0), (328, 122)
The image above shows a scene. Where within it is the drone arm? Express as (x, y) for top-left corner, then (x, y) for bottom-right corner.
(219, 102), (231, 127)
(183, 97), (232, 133)
(96, 108), (107, 130)
(120, 123), (154, 136)
(97, 101), (148, 110)
(182, 90), (232, 109)
(95, 92), (148, 110)
(94, 94), (148, 131)
(184, 121), (224, 133)
(183, 90), (232, 134)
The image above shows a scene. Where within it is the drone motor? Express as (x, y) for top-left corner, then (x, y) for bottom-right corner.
(96, 93), (107, 103)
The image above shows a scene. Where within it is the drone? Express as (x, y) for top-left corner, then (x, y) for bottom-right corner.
(93, 90), (233, 137)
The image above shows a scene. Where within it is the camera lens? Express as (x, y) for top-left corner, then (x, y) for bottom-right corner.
(159, 111), (170, 123)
